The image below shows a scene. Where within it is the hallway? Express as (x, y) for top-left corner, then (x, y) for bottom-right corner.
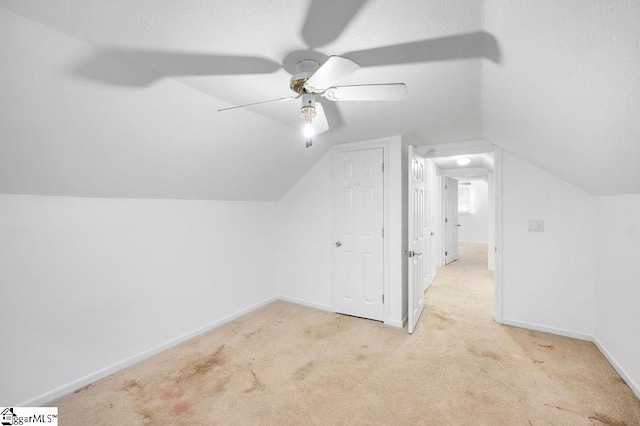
(423, 242), (494, 324)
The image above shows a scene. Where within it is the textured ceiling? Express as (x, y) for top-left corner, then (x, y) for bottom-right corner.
(483, 0), (640, 196)
(0, 0), (486, 200)
(0, 0), (638, 200)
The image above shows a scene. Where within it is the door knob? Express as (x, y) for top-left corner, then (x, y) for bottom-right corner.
(335, 241), (342, 248)
(430, 232), (435, 236)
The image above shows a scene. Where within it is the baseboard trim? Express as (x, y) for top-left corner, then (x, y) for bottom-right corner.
(593, 336), (640, 400)
(17, 296), (278, 407)
(501, 317), (592, 341)
(276, 295), (333, 312)
(387, 319), (403, 328)
(387, 314), (408, 329)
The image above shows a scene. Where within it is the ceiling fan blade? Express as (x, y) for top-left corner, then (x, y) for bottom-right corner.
(75, 49), (281, 86)
(318, 100), (345, 129)
(217, 96), (299, 112)
(323, 83), (407, 102)
(343, 31), (501, 67)
(312, 101), (330, 134)
(304, 56), (360, 93)
(301, 0), (369, 48)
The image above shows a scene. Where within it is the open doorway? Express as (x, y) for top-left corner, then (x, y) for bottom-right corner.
(406, 141), (502, 333)
(431, 153), (494, 271)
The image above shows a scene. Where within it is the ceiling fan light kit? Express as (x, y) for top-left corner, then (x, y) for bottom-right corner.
(219, 54), (407, 148)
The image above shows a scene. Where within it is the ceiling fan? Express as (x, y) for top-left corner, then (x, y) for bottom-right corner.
(217, 55), (407, 147)
(75, 0), (500, 148)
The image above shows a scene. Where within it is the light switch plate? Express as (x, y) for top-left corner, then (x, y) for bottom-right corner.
(528, 219), (544, 232)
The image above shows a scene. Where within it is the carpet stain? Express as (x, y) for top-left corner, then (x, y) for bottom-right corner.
(432, 312), (453, 322)
(160, 389), (185, 401)
(538, 344), (555, 350)
(244, 370), (266, 393)
(545, 404), (582, 417)
(588, 412), (628, 425)
(432, 312), (455, 329)
(469, 347), (502, 361)
(176, 345), (225, 382)
(293, 361), (315, 381)
(120, 379), (144, 392)
(243, 328), (262, 339)
(356, 354), (367, 361)
(171, 401), (191, 416)
(533, 360), (545, 364)
(303, 315), (351, 339)
(230, 321), (242, 335)
(213, 375), (232, 394)
(611, 376), (626, 385)
(482, 350), (502, 361)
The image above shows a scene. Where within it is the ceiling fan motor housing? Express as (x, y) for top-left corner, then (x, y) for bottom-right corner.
(290, 59), (320, 93)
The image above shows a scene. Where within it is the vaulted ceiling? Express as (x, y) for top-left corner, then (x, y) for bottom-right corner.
(1, 0), (638, 200)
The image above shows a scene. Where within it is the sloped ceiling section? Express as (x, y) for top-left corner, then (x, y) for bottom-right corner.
(483, 0), (640, 196)
(0, 7), (319, 201)
(0, 1), (488, 201)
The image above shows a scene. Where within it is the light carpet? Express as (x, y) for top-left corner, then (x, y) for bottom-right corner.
(50, 243), (640, 425)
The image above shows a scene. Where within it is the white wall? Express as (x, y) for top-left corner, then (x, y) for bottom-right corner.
(501, 151), (595, 338)
(275, 136), (406, 327)
(0, 195), (277, 405)
(458, 181), (489, 243)
(594, 194), (640, 397)
(274, 152), (333, 310)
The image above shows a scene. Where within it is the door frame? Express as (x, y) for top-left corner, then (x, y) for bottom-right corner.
(332, 137), (395, 326)
(417, 140), (504, 323)
(439, 168), (494, 271)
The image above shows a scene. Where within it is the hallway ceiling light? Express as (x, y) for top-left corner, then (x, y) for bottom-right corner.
(457, 157), (472, 166)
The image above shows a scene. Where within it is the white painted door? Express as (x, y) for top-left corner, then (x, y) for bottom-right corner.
(333, 148), (384, 321)
(445, 177), (459, 264)
(407, 146), (426, 334)
(424, 159), (436, 289)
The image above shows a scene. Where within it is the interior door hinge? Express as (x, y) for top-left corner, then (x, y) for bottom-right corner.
(382, 228), (384, 238)
(382, 163), (384, 172)
(445, 251), (448, 256)
(445, 218), (448, 223)
(382, 294), (384, 303)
